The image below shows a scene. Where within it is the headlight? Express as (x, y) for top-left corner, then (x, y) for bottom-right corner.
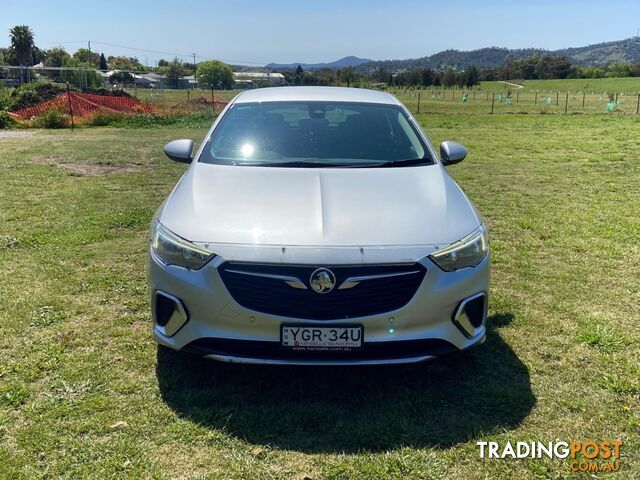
(151, 222), (214, 270)
(430, 224), (489, 272)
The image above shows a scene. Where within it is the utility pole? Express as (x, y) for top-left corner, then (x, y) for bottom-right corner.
(88, 40), (91, 66)
(192, 54), (197, 91)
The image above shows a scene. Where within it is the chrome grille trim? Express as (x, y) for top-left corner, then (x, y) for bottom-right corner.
(338, 270), (422, 289)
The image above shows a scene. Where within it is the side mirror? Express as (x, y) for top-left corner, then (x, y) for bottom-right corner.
(440, 141), (467, 165)
(164, 139), (194, 163)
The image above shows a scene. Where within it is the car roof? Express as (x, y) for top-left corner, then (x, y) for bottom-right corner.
(233, 86), (400, 105)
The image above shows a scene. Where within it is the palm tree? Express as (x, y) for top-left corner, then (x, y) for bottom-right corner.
(9, 25), (34, 67)
(9, 25), (34, 83)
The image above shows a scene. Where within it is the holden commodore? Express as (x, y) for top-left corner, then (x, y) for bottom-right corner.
(149, 86), (489, 365)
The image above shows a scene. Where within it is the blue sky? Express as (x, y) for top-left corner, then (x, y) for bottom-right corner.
(2, 0), (640, 65)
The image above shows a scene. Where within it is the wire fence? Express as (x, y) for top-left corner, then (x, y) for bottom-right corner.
(121, 87), (235, 114)
(2, 66), (640, 118)
(384, 87), (640, 115)
(0, 66), (231, 122)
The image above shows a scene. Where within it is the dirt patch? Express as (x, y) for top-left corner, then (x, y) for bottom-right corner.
(0, 131), (35, 139)
(29, 156), (154, 176)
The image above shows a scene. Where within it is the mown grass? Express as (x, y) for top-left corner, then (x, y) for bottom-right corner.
(0, 114), (638, 479)
(480, 77), (640, 94)
(391, 87), (640, 115)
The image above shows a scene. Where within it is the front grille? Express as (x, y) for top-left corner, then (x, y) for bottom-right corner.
(218, 262), (426, 320)
(183, 337), (457, 360)
(464, 295), (485, 328)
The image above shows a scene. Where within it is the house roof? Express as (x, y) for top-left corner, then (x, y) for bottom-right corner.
(233, 72), (285, 79)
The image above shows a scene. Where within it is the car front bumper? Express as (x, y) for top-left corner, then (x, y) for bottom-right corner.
(148, 248), (490, 365)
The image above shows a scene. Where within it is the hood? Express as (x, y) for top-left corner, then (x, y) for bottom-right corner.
(160, 163), (480, 247)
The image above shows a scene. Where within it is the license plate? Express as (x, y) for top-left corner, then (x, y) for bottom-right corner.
(281, 325), (363, 351)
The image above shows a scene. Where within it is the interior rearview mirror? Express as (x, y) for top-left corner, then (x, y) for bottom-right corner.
(440, 141), (467, 165)
(164, 139), (194, 163)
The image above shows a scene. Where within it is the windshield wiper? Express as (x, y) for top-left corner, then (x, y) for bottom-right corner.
(230, 158), (432, 168)
(232, 161), (369, 168)
(374, 158), (432, 168)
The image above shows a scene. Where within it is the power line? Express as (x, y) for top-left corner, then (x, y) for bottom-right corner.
(38, 39), (269, 66)
(88, 41), (269, 65)
(90, 40), (196, 60)
(39, 41), (86, 46)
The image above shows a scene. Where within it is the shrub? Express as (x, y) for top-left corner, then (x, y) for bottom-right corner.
(0, 87), (11, 111)
(9, 83), (63, 111)
(33, 108), (69, 128)
(0, 111), (14, 129)
(88, 111), (127, 126)
(95, 111), (218, 128)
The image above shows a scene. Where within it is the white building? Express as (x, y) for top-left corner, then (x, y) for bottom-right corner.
(233, 72), (285, 88)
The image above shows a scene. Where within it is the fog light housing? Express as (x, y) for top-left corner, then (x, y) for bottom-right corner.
(452, 292), (487, 338)
(153, 291), (188, 337)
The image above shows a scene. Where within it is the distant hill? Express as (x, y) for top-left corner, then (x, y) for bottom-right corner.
(259, 38), (640, 74)
(356, 48), (547, 73)
(354, 37), (640, 73)
(555, 37), (640, 66)
(266, 56), (372, 70)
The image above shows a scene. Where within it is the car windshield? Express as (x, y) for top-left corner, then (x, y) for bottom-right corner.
(199, 101), (433, 167)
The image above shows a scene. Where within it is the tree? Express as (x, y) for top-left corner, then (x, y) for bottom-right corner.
(195, 60), (233, 89)
(534, 55), (572, 79)
(110, 71), (134, 85)
(314, 68), (337, 86)
(61, 56), (102, 89)
(463, 66), (480, 87)
(442, 68), (458, 87)
(99, 53), (108, 71)
(73, 48), (100, 66)
(108, 55), (143, 71)
(9, 25), (34, 66)
(43, 46), (68, 68)
(420, 68), (434, 87)
(41, 47), (70, 82)
(31, 46), (45, 65)
(164, 58), (185, 88)
(293, 65), (304, 85)
(607, 63), (631, 78)
(0, 47), (15, 66)
(338, 66), (359, 87)
(371, 66), (392, 84)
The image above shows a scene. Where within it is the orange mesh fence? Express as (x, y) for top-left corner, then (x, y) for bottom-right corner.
(9, 92), (159, 120)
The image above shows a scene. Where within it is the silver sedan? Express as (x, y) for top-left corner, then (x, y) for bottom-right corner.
(149, 86), (489, 365)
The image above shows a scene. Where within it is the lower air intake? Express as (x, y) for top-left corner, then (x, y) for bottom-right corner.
(464, 295), (485, 328)
(155, 294), (177, 327)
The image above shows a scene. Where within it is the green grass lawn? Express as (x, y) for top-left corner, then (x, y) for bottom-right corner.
(389, 87), (640, 115)
(125, 86), (640, 115)
(480, 77), (640, 94)
(0, 114), (638, 479)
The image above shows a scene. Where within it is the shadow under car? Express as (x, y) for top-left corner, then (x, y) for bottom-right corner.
(156, 313), (534, 453)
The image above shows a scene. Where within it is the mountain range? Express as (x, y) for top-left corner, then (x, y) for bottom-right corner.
(265, 56), (372, 70)
(263, 37), (640, 72)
